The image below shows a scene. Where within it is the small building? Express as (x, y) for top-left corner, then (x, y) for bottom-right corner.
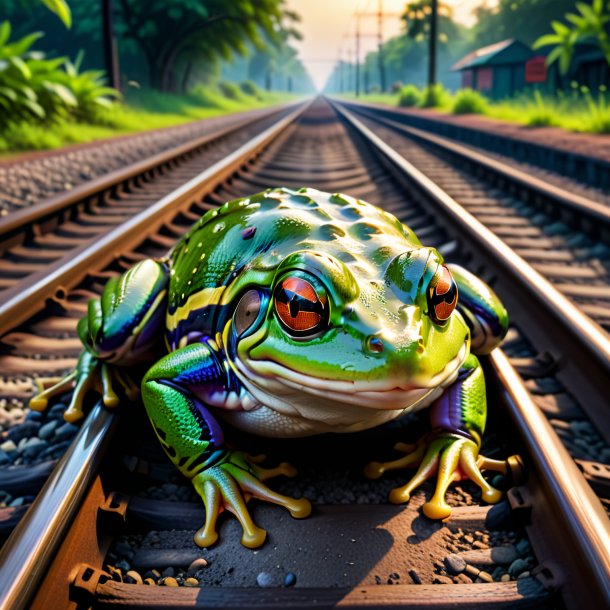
(452, 39), (535, 99)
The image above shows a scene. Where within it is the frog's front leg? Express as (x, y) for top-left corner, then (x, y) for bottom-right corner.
(365, 354), (507, 520)
(142, 343), (311, 549)
(30, 259), (169, 422)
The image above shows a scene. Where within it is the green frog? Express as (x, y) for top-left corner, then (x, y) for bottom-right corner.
(31, 187), (511, 549)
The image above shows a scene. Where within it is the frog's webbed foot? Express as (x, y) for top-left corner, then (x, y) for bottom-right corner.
(365, 433), (505, 520)
(29, 351), (140, 423)
(192, 451), (311, 549)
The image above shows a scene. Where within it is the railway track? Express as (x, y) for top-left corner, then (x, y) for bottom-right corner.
(0, 98), (608, 609)
(0, 102), (299, 313)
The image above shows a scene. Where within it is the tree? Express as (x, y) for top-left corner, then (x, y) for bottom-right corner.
(114, 0), (293, 91)
(473, 0), (579, 47)
(534, 0), (610, 74)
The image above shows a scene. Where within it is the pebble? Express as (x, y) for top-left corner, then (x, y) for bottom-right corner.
(38, 420), (59, 440)
(0, 450), (10, 465)
(444, 554), (467, 575)
(161, 567), (175, 578)
(54, 422), (79, 442)
(115, 559), (130, 572)
(515, 539), (531, 556)
(125, 571), (143, 585)
(21, 438), (48, 458)
(143, 578), (156, 586)
(187, 558), (208, 575)
(508, 558), (529, 578)
(107, 566), (123, 582)
(184, 577), (199, 587)
(433, 576), (453, 584)
(475, 571), (494, 583)
(8, 421), (40, 442)
(9, 497), (25, 507)
(256, 572), (274, 588)
(284, 572), (297, 587)
(0, 440), (17, 452)
(501, 573), (511, 582)
(458, 545), (517, 566)
(162, 577), (178, 587)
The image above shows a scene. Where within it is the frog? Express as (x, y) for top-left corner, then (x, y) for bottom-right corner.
(31, 186), (512, 549)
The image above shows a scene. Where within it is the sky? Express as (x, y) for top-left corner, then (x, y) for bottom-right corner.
(285, 0), (496, 90)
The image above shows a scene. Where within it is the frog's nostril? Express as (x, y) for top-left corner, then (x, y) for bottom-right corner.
(366, 336), (384, 354)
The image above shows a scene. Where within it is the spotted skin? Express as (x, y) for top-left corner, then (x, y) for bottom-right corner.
(31, 187), (511, 546)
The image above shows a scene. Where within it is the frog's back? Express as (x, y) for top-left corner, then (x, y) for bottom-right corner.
(165, 187), (422, 347)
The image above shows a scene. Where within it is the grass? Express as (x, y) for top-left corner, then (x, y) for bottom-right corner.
(338, 84), (610, 134)
(0, 84), (297, 154)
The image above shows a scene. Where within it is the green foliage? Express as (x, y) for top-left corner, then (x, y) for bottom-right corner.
(240, 80), (262, 99)
(534, 0), (610, 74)
(419, 83), (451, 108)
(473, 0), (579, 47)
(398, 84), (422, 107)
(0, 21), (119, 127)
(217, 80), (246, 101)
(0, 86), (297, 153)
(71, 0), (300, 92)
(452, 88), (488, 114)
(41, 0), (71, 28)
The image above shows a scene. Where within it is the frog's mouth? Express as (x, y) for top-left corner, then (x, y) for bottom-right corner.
(233, 340), (468, 414)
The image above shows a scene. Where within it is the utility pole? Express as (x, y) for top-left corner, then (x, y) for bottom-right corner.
(428, 0), (438, 87)
(377, 0), (386, 92)
(101, 0), (120, 91)
(355, 14), (361, 97)
(355, 6), (400, 94)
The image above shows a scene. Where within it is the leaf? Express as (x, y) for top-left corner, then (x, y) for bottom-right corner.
(0, 86), (17, 102)
(22, 98), (46, 119)
(0, 21), (10, 48)
(533, 34), (561, 49)
(546, 46), (564, 66)
(41, 0), (72, 29)
(43, 81), (77, 106)
(6, 32), (44, 57)
(551, 20), (571, 36)
(8, 56), (32, 80)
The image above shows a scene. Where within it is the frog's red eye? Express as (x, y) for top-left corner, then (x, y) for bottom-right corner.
(427, 265), (458, 325)
(274, 276), (328, 336)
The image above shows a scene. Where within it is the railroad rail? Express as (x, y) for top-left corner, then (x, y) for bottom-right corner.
(339, 99), (610, 191)
(0, 102), (300, 303)
(0, 98), (608, 609)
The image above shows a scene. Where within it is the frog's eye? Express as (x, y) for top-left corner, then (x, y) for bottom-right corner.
(427, 265), (458, 325)
(274, 275), (329, 337)
(234, 289), (262, 336)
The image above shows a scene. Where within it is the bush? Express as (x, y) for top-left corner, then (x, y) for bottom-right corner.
(526, 90), (559, 127)
(0, 22), (119, 127)
(419, 83), (451, 108)
(398, 84), (422, 107)
(217, 80), (245, 101)
(240, 80), (262, 99)
(452, 88), (488, 114)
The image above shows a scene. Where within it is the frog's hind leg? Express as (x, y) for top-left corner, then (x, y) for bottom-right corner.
(365, 354), (507, 520)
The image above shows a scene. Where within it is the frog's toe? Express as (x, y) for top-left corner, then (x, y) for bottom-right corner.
(251, 461), (297, 481)
(194, 479), (221, 548)
(29, 371), (77, 412)
(225, 463), (312, 519)
(459, 443), (502, 505)
(364, 442), (425, 480)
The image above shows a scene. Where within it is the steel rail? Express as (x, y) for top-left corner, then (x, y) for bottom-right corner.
(0, 103), (298, 248)
(339, 101), (610, 233)
(337, 98), (610, 191)
(0, 403), (117, 610)
(490, 350), (610, 609)
(332, 101), (610, 442)
(0, 101), (309, 337)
